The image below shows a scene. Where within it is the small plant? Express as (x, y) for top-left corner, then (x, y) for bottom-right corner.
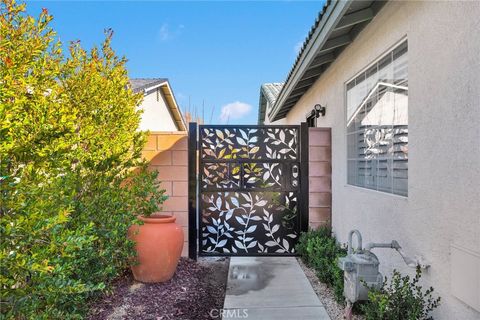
(331, 257), (346, 302)
(361, 268), (441, 320)
(296, 227), (347, 303)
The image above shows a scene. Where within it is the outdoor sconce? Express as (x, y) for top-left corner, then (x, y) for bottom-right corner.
(314, 104), (326, 117)
(306, 104), (326, 127)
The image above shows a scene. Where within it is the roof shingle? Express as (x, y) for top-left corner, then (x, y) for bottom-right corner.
(130, 78), (167, 93)
(261, 83), (284, 105)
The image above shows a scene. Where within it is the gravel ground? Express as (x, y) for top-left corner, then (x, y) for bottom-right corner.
(297, 258), (364, 320)
(88, 257), (230, 320)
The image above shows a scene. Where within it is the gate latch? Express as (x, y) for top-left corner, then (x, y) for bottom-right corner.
(291, 164), (299, 187)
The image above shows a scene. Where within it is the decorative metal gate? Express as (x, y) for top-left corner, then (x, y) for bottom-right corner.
(188, 123), (308, 257)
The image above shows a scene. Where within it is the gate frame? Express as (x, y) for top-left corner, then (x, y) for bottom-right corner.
(188, 122), (309, 259)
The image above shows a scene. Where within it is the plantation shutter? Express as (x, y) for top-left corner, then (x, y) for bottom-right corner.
(346, 41), (408, 196)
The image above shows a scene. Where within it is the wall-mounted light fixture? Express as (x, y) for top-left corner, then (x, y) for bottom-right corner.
(306, 104), (326, 127)
(314, 104), (326, 117)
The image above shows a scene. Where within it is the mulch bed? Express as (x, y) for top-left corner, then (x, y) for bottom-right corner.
(88, 257), (230, 320)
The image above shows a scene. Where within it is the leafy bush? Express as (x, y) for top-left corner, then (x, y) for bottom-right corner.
(361, 268), (441, 320)
(296, 227), (347, 302)
(331, 257), (346, 303)
(0, 1), (166, 318)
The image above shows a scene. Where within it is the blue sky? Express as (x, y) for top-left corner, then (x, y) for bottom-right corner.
(27, 1), (325, 124)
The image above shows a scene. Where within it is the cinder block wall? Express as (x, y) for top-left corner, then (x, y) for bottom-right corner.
(308, 128), (332, 229)
(142, 131), (189, 256)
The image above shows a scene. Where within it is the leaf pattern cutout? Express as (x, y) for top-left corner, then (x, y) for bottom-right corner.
(202, 163), (240, 189)
(201, 191), (298, 254)
(201, 127), (298, 160)
(244, 162), (282, 189)
(199, 126), (301, 255)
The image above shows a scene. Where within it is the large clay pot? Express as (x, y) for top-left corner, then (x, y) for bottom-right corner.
(128, 214), (184, 283)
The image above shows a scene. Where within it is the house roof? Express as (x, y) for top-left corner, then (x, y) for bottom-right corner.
(130, 78), (168, 93)
(262, 83), (284, 104)
(130, 78), (187, 131)
(269, 0), (387, 122)
(258, 83), (284, 124)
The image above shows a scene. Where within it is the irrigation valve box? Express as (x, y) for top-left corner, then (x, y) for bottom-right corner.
(338, 251), (383, 303)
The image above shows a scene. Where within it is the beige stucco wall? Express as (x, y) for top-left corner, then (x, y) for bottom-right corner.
(138, 89), (178, 132)
(263, 101), (287, 125)
(275, 1), (480, 318)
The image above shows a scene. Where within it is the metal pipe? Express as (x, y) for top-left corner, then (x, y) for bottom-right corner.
(395, 246), (424, 268)
(347, 229), (362, 255)
(364, 240), (400, 251)
(365, 240), (430, 269)
(345, 300), (353, 320)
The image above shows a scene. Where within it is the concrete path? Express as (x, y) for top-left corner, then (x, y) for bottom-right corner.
(223, 257), (331, 320)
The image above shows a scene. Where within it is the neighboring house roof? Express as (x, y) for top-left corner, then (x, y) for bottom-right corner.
(258, 83), (284, 124)
(269, 0), (387, 122)
(130, 78), (168, 93)
(130, 78), (187, 131)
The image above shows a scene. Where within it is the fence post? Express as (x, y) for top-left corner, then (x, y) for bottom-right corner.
(300, 122), (309, 233)
(188, 122), (198, 260)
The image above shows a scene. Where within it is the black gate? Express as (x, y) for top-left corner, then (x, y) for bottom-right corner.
(188, 123), (308, 257)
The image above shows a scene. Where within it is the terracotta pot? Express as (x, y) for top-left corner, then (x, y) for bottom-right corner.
(128, 214), (184, 283)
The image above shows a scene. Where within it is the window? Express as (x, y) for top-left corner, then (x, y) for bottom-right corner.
(346, 40), (408, 196)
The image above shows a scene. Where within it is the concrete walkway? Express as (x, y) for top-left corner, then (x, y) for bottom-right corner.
(223, 257), (330, 320)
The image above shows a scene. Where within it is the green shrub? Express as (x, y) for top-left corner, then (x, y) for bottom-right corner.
(331, 257), (346, 302)
(0, 1), (166, 318)
(296, 227), (347, 303)
(361, 268), (441, 320)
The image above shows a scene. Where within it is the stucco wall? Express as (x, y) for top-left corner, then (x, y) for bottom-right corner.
(264, 117), (286, 125)
(143, 132), (189, 257)
(138, 89), (178, 132)
(263, 101), (286, 125)
(276, 1), (480, 318)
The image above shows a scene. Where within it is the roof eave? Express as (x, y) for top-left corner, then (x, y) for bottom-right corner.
(269, 0), (352, 122)
(158, 81), (188, 131)
(269, 1), (388, 122)
(258, 83), (284, 124)
(258, 88), (269, 125)
(142, 80), (168, 94)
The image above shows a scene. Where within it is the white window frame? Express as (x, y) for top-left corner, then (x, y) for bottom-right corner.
(344, 39), (408, 197)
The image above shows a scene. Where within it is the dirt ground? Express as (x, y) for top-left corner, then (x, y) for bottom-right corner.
(88, 257), (230, 320)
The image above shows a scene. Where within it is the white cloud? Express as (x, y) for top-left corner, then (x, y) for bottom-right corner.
(158, 23), (185, 42)
(158, 23), (170, 41)
(294, 41), (304, 55)
(219, 101), (252, 123)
